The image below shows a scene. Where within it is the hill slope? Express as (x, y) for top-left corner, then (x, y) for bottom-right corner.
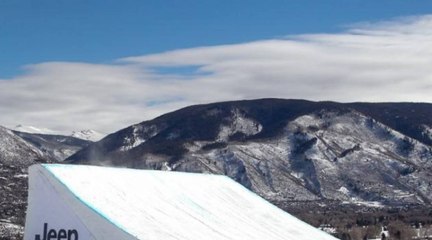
(0, 127), (91, 238)
(67, 99), (432, 209)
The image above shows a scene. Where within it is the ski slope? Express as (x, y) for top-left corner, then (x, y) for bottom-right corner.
(25, 164), (337, 240)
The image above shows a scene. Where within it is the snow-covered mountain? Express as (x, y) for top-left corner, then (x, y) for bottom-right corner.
(0, 126), (47, 165)
(14, 125), (58, 135)
(3, 99), (432, 238)
(71, 129), (105, 142)
(0, 126), (49, 238)
(0, 126), (91, 238)
(13, 131), (91, 162)
(14, 125), (105, 142)
(68, 99), (432, 210)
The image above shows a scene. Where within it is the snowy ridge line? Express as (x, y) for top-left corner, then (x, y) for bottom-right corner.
(13, 125), (105, 142)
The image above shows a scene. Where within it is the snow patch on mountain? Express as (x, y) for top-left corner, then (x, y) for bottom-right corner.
(0, 126), (43, 164)
(14, 125), (58, 135)
(174, 110), (432, 205)
(217, 109), (262, 141)
(338, 187), (350, 195)
(343, 199), (384, 208)
(120, 137), (145, 151)
(14, 125), (105, 142)
(289, 111), (429, 164)
(191, 141), (321, 201)
(0, 221), (24, 238)
(71, 129), (105, 142)
(120, 125), (159, 151)
(423, 125), (432, 142)
(284, 111), (432, 204)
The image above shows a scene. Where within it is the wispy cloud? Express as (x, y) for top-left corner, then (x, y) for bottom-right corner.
(1, 15), (432, 133)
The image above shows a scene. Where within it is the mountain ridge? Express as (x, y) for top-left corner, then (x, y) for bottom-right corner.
(0, 126), (92, 237)
(2, 99), (432, 238)
(67, 99), (432, 209)
(13, 125), (105, 142)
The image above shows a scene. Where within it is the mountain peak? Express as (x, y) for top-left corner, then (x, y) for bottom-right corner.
(71, 129), (105, 142)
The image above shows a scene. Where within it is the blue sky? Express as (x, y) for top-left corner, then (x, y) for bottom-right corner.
(2, 0), (432, 78)
(1, 1), (432, 133)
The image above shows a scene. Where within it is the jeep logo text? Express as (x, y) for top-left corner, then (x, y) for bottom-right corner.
(34, 223), (78, 240)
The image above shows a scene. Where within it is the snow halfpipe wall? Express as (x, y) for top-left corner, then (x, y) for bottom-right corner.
(24, 164), (338, 240)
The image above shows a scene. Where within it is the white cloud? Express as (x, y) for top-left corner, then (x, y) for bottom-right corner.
(1, 15), (432, 133)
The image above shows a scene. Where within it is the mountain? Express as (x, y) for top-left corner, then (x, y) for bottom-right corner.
(67, 99), (432, 212)
(0, 127), (91, 238)
(13, 131), (91, 162)
(0, 126), (48, 166)
(14, 125), (105, 142)
(14, 125), (58, 135)
(0, 126), (49, 238)
(71, 129), (105, 142)
(347, 102), (432, 146)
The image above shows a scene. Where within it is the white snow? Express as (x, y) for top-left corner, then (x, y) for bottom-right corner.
(280, 111), (432, 204)
(13, 174), (28, 178)
(338, 187), (350, 195)
(70, 129), (105, 142)
(119, 125), (157, 151)
(162, 162), (172, 171)
(25, 164), (337, 240)
(342, 199), (384, 208)
(0, 126), (43, 164)
(14, 125), (58, 135)
(423, 125), (432, 141)
(13, 125), (105, 141)
(0, 222), (24, 236)
(120, 136), (145, 151)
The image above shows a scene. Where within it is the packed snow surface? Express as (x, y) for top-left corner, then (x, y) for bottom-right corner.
(43, 164), (336, 240)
